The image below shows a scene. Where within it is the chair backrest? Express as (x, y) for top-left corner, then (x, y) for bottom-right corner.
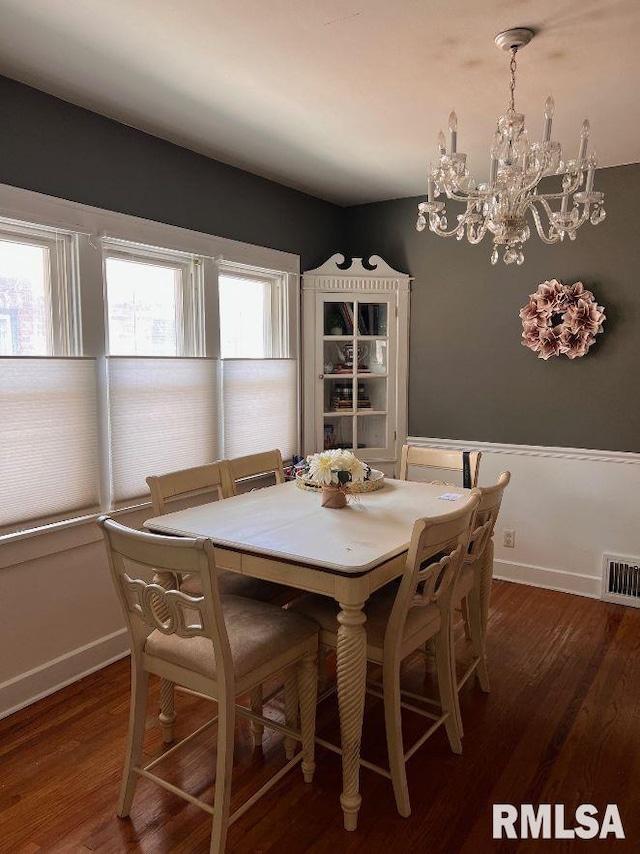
(98, 516), (233, 689)
(398, 445), (482, 488)
(384, 491), (481, 656)
(146, 461), (232, 516)
(466, 471), (511, 563)
(226, 449), (284, 496)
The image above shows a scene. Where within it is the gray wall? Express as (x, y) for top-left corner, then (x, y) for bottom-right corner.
(0, 75), (344, 271)
(2, 74), (638, 452)
(345, 164), (640, 453)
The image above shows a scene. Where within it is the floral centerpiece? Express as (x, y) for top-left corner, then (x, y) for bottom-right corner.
(305, 449), (367, 508)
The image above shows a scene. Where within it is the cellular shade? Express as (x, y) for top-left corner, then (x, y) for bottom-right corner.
(108, 357), (219, 503)
(0, 358), (100, 531)
(222, 359), (297, 461)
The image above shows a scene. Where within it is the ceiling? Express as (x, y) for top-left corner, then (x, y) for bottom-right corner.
(0, 0), (638, 206)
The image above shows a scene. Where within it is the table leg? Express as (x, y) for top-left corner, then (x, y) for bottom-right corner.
(336, 599), (367, 831)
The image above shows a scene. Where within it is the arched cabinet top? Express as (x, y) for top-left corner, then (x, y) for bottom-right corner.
(303, 254), (411, 292)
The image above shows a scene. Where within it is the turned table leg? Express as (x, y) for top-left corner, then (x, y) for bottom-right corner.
(336, 600), (367, 832)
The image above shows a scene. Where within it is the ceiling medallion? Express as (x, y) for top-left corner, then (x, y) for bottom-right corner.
(416, 28), (606, 265)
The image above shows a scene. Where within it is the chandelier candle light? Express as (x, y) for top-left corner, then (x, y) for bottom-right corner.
(416, 28), (606, 265)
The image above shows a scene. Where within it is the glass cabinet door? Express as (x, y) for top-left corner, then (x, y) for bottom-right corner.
(317, 294), (394, 457)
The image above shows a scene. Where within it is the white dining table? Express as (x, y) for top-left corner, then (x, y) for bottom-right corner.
(145, 477), (474, 831)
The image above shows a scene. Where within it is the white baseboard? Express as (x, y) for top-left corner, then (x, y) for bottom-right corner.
(494, 559), (602, 600)
(0, 628), (130, 720)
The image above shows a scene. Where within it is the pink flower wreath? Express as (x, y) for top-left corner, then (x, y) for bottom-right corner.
(519, 279), (606, 360)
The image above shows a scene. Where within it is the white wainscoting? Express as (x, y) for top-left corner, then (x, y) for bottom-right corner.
(0, 628), (129, 720)
(0, 507), (150, 720)
(407, 436), (640, 600)
(2, 438), (639, 719)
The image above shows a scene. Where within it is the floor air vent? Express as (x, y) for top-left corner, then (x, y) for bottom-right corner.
(602, 554), (640, 607)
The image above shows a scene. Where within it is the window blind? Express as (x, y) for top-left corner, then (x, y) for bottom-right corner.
(0, 358), (100, 532)
(108, 357), (219, 503)
(222, 359), (297, 461)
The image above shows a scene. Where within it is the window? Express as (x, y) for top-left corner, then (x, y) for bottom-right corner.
(0, 220), (92, 533)
(104, 243), (203, 357)
(219, 266), (287, 358)
(218, 263), (297, 460)
(0, 222), (78, 356)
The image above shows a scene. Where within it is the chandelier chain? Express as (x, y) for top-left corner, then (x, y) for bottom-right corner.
(509, 48), (517, 112)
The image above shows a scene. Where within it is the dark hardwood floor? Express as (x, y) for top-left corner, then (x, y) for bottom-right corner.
(1, 580), (639, 853)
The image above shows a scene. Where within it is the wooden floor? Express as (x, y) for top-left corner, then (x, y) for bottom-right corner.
(1, 580), (639, 853)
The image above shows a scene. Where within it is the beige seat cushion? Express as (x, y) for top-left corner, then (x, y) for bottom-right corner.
(180, 570), (296, 604)
(291, 585), (440, 653)
(145, 594), (318, 681)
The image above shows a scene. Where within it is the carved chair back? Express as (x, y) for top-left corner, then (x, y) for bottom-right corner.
(384, 491), (480, 656)
(98, 516), (233, 691)
(466, 471), (511, 565)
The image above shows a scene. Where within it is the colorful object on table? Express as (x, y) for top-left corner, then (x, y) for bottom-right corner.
(519, 279), (605, 360)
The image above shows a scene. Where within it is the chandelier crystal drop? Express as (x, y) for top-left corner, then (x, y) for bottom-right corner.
(416, 28), (606, 265)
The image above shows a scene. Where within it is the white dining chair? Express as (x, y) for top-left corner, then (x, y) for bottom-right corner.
(399, 444), (482, 488)
(99, 516), (319, 854)
(290, 493), (480, 817)
(455, 472), (511, 701)
(224, 449), (285, 496)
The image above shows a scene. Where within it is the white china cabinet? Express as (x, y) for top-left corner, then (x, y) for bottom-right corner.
(302, 255), (410, 475)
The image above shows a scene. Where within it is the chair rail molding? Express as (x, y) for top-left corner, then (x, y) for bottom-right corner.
(406, 436), (640, 466)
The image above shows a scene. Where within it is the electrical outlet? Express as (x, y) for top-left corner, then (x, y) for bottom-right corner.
(503, 529), (516, 548)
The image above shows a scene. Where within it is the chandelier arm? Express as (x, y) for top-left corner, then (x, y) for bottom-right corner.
(429, 215), (470, 239)
(569, 206), (592, 230)
(528, 200), (561, 244)
(466, 223), (489, 245)
(517, 163), (546, 197)
(527, 196), (555, 220)
(535, 172), (584, 201)
(442, 187), (482, 204)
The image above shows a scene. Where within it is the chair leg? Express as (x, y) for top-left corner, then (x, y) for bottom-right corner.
(210, 688), (235, 854)
(460, 596), (472, 640)
(434, 624), (463, 752)
(158, 678), (176, 744)
(468, 588), (490, 692)
(296, 654), (318, 783)
(249, 685), (264, 746)
(382, 659), (411, 818)
(317, 645), (331, 694)
(284, 670), (298, 760)
(118, 662), (150, 818)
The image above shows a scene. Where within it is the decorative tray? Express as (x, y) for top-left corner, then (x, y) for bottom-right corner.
(295, 469), (385, 494)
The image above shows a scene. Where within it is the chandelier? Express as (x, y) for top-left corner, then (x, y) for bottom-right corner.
(416, 28), (606, 265)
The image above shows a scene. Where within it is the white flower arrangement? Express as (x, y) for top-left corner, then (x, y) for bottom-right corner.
(306, 449), (366, 488)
